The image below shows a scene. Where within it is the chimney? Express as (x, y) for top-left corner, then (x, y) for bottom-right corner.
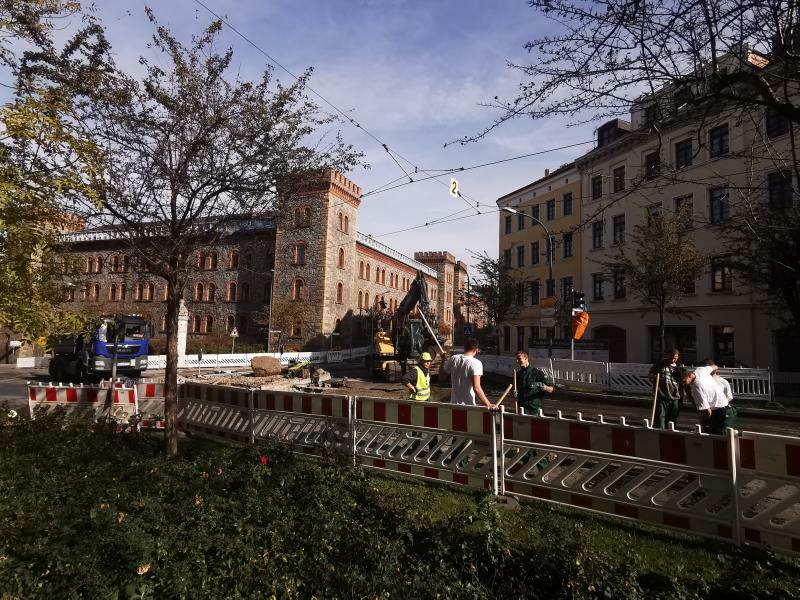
(544, 169), (550, 177)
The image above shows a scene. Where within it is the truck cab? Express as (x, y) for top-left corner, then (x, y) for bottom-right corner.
(49, 315), (150, 382)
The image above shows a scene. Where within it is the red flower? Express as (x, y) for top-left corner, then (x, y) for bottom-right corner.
(259, 456), (269, 464)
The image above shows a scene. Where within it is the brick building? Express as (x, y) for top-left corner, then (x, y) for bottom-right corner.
(60, 171), (468, 350)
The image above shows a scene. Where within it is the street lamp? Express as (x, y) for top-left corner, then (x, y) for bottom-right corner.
(501, 206), (553, 289)
(502, 206), (555, 356)
(266, 269), (275, 353)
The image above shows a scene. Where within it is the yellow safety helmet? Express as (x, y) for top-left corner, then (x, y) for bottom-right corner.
(420, 352), (433, 361)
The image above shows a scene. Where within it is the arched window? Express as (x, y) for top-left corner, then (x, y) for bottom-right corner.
(192, 315), (201, 333)
(84, 257), (92, 274)
(91, 284), (100, 300)
(205, 252), (217, 270)
(145, 283), (154, 301)
(359, 260), (364, 279)
(81, 285), (89, 301)
(336, 282), (344, 304)
(344, 215), (349, 233)
(226, 315), (235, 332)
(292, 242), (306, 265)
(358, 291), (363, 309)
(338, 248), (345, 269)
(110, 255), (119, 273)
(206, 283), (216, 302)
(338, 212), (344, 231)
(242, 282), (250, 302)
(196, 252), (204, 269)
(120, 284), (126, 301)
(195, 283), (204, 302)
(375, 267), (380, 283)
(227, 282), (238, 302)
(294, 207), (303, 227)
(304, 206), (311, 221)
(228, 251), (239, 270)
(109, 284), (117, 301)
(364, 292), (369, 308)
(291, 278), (304, 301)
(291, 319), (302, 338)
(366, 264), (371, 280)
(205, 315), (214, 334)
(163, 282), (171, 301)
(94, 256), (103, 273)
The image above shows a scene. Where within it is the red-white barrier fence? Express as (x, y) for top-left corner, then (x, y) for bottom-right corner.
(148, 382), (800, 557)
(27, 382), (138, 423)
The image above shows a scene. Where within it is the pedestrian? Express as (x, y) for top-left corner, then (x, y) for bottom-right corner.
(648, 349), (682, 429)
(514, 350), (554, 414)
(439, 338), (496, 409)
(678, 364), (736, 434)
(402, 352), (432, 401)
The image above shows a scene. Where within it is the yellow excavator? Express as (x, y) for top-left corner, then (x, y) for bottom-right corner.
(372, 270), (445, 382)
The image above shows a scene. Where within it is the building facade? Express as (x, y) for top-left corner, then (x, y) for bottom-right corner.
(496, 77), (795, 369)
(60, 171), (467, 351)
(495, 163), (583, 355)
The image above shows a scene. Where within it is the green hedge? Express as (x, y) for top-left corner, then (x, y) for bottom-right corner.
(1, 408), (798, 599)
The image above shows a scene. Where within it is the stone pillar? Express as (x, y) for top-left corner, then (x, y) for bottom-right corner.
(177, 299), (189, 357)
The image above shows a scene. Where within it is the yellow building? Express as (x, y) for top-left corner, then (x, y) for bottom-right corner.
(495, 163), (582, 354)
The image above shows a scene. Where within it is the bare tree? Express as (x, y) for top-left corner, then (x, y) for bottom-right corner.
(22, 10), (362, 455)
(466, 250), (522, 340)
(466, 0), (800, 140)
(597, 208), (706, 355)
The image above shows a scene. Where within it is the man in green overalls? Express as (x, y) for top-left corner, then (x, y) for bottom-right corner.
(402, 352), (432, 401)
(514, 350), (554, 413)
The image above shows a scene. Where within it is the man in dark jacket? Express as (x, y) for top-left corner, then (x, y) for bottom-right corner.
(514, 350), (554, 413)
(648, 349), (682, 428)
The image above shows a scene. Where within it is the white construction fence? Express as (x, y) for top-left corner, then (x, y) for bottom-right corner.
(25, 379), (800, 556)
(176, 382), (800, 557)
(479, 355), (775, 403)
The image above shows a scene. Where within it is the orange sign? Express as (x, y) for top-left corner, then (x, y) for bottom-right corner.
(540, 296), (558, 308)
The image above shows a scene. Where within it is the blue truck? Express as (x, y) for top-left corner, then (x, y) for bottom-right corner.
(49, 315), (150, 382)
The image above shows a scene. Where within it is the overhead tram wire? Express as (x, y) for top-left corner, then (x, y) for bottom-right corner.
(360, 139), (596, 199)
(373, 208), (502, 239)
(192, 0), (460, 197)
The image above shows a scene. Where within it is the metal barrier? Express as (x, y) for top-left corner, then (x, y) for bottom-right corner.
(171, 382), (798, 556)
(27, 382), (138, 423)
(551, 359), (609, 391)
(736, 430), (800, 553)
(480, 357), (772, 402)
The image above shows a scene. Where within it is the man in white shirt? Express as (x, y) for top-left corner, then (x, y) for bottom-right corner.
(439, 338), (496, 409)
(680, 365), (736, 434)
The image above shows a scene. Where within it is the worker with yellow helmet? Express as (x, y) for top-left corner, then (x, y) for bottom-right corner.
(401, 352), (433, 401)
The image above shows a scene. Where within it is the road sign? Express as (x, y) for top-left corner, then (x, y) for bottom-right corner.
(449, 178), (459, 197)
(541, 318), (556, 328)
(230, 327), (239, 338)
(463, 324), (474, 336)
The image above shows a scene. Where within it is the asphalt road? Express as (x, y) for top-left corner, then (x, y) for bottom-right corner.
(4, 364), (800, 438)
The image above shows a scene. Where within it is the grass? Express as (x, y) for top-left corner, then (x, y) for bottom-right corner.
(0, 408), (798, 599)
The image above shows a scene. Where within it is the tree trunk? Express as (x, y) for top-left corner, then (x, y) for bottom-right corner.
(164, 284), (179, 457)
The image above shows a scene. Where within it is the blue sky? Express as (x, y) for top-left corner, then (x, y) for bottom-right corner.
(85, 1), (595, 265)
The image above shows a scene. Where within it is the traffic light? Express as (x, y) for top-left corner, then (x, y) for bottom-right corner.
(571, 290), (586, 312)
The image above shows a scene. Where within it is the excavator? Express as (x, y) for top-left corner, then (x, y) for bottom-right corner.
(372, 270), (446, 382)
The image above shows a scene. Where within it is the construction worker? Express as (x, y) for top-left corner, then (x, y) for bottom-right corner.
(402, 352), (432, 401)
(514, 350), (554, 413)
